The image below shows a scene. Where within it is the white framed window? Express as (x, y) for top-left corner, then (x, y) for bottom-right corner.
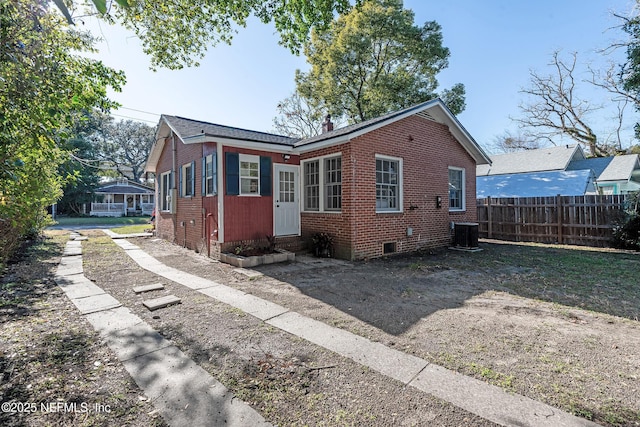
(160, 171), (171, 211)
(181, 162), (195, 197)
(304, 160), (320, 211)
(324, 156), (342, 211)
(240, 154), (260, 195)
(376, 155), (402, 213)
(204, 154), (217, 196)
(302, 154), (342, 213)
(448, 167), (465, 211)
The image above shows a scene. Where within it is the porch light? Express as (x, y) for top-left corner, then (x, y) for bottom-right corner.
(282, 154), (291, 161)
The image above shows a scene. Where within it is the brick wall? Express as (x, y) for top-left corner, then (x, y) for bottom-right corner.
(300, 143), (355, 259)
(300, 115), (479, 260)
(155, 135), (218, 254)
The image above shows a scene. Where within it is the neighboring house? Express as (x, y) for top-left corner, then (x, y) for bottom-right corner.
(145, 99), (491, 260)
(477, 144), (640, 197)
(566, 155), (640, 195)
(477, 170), (596, 198)
(90, 178), (155, 217)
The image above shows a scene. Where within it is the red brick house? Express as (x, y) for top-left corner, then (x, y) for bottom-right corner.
(145, 99), (490, 260)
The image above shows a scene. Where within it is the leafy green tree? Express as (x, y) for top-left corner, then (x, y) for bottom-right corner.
(618, 5), (640, 139)
(0, 0), (124, 262)
(92, 117), (156, 182)
(61, 0), (354, 70)
(57, 113), (103, 216)
(292, 0), (465, 125)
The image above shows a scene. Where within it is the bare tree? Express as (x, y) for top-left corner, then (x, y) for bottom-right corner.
(273, 91), (345, 138)
(588, 62), (637, 151)
(515, 51), (605, 156)
(491, 130), (541, 153)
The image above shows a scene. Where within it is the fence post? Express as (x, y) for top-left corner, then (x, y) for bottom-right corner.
(487, 196), (493, 239)
(556, 194), (563, 244)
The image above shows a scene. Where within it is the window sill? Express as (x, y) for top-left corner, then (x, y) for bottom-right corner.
(238, 193), (261, 197)
(376, 210), (402, 214)
(301, 210), (342, 214)
(449, 209), (466, 213)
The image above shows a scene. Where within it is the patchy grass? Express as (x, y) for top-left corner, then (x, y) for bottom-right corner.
(414, 241), (640, 321)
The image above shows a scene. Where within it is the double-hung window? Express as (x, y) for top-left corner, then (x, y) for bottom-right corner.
(448, 167), (465, 211)
(304, 160), (320, 211)
(302, 154), (342, 212)
(376, 156), (402, 212)
(181, 162), (195, 197)
(240, 154), (260, 195)
(160, 171), (171, 211)
(202, 153), (217, 196)
(324, 156), (342, 211)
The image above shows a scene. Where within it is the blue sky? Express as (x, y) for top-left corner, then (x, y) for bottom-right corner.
(82, 0), (637, 152)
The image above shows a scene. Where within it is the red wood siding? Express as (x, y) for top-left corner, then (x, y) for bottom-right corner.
(223, 146), (299, 242)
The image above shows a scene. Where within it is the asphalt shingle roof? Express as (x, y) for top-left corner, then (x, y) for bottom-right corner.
(294, 99), (440, 147)
(477, 145), (582, 176)
(163, 115), (299, 147)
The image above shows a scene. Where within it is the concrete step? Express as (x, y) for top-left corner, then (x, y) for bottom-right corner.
(133, 283), (165, 294)
(143, 295), (181, 311)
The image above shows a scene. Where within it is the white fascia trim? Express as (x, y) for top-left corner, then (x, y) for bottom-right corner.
(146, 123), (170, 173)
(294, 102), (491, 166)
(183, 135), (295, 155)
(430, 107), (491, 165)
(294, 135), (351, 154)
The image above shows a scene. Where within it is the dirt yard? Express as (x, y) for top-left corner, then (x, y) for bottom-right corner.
(130, 236), (640, 426)
(3, 230), (640, 426)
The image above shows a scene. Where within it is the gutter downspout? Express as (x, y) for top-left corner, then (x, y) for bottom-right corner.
(171, 133), (178, 244)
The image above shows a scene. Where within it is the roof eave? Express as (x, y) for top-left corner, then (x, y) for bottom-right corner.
(145, 116), (175, 173)
(294, 99), (492, 165)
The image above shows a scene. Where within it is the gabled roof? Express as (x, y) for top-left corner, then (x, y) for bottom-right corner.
(295, 98), (491, 165)
(95, 179), (154, 194)
(477, 145), (585, 176)
(477, 169), (596, 198)
(597, 154), (640, 182)
(565, 156), (614, 177)
(162, 115), (298, 146)
(95, 185), (154, 195)
(146, 99), (491, 173)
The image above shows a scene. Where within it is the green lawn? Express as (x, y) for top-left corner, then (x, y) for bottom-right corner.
(110, 224), (152, 234)
(52, 216), (151, 226)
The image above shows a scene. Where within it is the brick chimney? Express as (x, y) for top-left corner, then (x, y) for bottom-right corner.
(322, 114), (334, 133)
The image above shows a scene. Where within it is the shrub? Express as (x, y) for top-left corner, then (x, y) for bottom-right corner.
(310, 232), (334, 257)
(612, 191), (640, 250)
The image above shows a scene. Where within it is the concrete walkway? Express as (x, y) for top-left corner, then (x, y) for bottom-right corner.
(110, 237), (600, 427)
(54, 232), (270, 427)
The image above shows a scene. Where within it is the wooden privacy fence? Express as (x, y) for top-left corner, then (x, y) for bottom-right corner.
(476, 195), (628, 247)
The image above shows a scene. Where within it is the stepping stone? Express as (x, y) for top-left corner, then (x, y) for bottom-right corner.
(133, 283), (165, 294)
(233, 268), (263, 280)
(143, 295), (181, 311)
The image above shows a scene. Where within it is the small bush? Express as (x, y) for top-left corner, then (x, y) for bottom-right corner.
(612, 191), (640, 250)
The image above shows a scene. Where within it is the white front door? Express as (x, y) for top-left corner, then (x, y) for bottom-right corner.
(274, 164), (300, 236)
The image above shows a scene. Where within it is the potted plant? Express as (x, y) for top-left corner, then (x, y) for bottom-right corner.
(311, 232), (334, 257)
